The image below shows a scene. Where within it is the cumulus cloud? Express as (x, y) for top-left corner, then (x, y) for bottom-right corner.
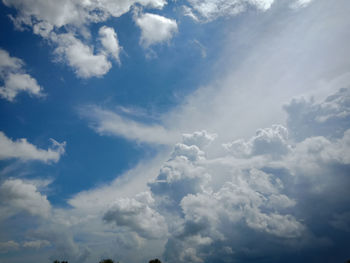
(184, 0), (316, 21)
(223, 125), (290, 158)
(0, 131), (65, 163)
(103, 192), (168, 239)
(98, 26), (122, 64)
(52, 33), (112, 78)
(135, 13), (178, 48)
(3, 0), (167, 30)
(0, 179), (51, 221)
(0, 48), (43, 101)
(284, 87), (350, 142)
(184, 0), (275, 21)
(3, 0), (167, 78)
(1, 88), (349, 263)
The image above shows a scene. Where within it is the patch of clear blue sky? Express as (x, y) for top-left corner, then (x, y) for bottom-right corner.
(0, 1), (234, 206)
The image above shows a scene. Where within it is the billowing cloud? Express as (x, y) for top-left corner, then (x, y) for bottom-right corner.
(223, 125), (290, 158)
(3, 0), (167, 30)
(104, 192), (168, 239)
(1, 88), (349, 263)
(0, 131), (65, 163)
(0, 179), (51, 221)
(184, 0), (275, 21)
(52, 33), (112, 78)
(135, 13), (178, 48)
(0, 48), (43, 101)
(3, 0), (167, 78)
(284, 87), (350, 142)
(184, 0), (316, 21)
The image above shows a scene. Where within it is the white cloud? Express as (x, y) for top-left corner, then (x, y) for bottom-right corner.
(3, 0), (167, 78)
(0, 48), (43, 101)
(185, 0), (275, 21)
(223, 125), (290, 158)
(284, 88), (350, 142)
(0, 131), (65, 163)
(135, 13), (178, 48)
(52, 33), (112, 78)
(3, 0), (167, 30)
(182, 130), (217, 149)
(0, 179), (51, 221)
(103, 192), (168, 239)
(98, 26), (122, 64)
(80, 106), (180, 144)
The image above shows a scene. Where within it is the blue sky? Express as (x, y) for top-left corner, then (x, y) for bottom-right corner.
(0, 0), (350, 262)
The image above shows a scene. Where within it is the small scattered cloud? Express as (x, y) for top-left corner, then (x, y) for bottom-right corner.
(0, 131), (65, 163)
(3, 0), (167, 78)
(52, 33), (112, 78)
(0, 48), (44, 101)
(135, 13), (178, 48)
(99, 26), (122, 64)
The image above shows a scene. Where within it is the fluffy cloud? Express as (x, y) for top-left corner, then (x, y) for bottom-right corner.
(184, 0), (275, 21)
(223, 125), (290, 158)
(184, 0), (316, 21)
(0, 48), (43, 101)
(98, 26), (122, 64)
(0, 179), (51, 221)
(3, 0), (167, 78)
(1, 88), (349, 263)
(135, 13), (178, 48)
(52, 33), (112, 78)
(103, 192), (168, 239)
(3, 0), (166, 29)
(284, 87), (350, 141)
(0, 131), (65, 163)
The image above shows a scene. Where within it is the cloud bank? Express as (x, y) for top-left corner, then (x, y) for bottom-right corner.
(2, 88), (349, 262)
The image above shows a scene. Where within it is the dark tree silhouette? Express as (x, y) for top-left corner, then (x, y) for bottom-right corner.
(149, 259), (162, 263)
(99, 259), (114, 263)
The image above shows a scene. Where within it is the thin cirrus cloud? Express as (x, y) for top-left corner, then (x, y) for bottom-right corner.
(0, 131), (66, 163)
(0, 48), (44, 101)
(80, 106), (180, 145)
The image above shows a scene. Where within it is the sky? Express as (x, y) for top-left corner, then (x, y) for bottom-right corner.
(0, 0), (349, 262)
